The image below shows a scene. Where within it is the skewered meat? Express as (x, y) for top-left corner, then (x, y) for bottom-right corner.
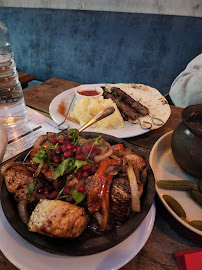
(109, 87), (149, 116)
(110, 177), (131, 225)
(3, 163), (38, 203)
(103, 91), (138, 120)
(28, 199), (89, 238)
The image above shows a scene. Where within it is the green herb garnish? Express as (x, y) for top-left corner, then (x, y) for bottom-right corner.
(74, 160), (87, 172)
(52, 158), (75, 179)
(68, 129), (79, 144)
(32, 149), (49, 163)
(25, 182), (36, 196)
(52, 158), (87, 179)
(57, 186), (86, 205)
(71, 189), (86, 205)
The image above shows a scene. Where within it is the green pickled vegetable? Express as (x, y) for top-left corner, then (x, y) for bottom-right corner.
(180, 217), (202, 231)
(189, 220), (202, 231)
(157, 180), (194, 191)
(163, 194), (186, 218)
(190, 189), (202, 206)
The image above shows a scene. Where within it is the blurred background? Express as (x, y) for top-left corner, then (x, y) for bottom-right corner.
(0, 1), (202, 95)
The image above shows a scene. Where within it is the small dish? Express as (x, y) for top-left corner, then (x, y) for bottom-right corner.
(149, 131), (202, 236)
(75, 84), (103, 100)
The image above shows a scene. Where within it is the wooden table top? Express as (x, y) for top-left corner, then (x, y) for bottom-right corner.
(18, 72), (35, 89)
(0, 78), (201, 270)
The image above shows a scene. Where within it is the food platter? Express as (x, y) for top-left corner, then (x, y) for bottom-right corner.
(49, 83), (171, 138)
(1, 132), (155, 256)
(149, 131), (202, 236)
(0, 203), (155, 270)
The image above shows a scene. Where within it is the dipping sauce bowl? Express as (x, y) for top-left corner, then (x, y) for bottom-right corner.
(75, 85), (103, 100)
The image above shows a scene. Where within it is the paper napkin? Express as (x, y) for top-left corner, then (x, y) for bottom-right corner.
(175, 248), (202, 270)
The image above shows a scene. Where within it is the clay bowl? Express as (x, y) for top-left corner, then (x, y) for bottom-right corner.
(171, 104), (202, 178)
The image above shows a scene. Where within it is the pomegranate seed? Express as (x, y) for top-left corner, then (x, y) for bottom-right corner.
(61, 155), (66, 162)
(56, 145), (61, 149)
(64, 151), (74, 158)
(58, 139), (64, 144)
(64, 135), (69, 140)
(46, 149), (55, 156)
(61, 145), (67, 152)
(82, 164), (91, 171)
(48, 191), (59, 199)
(76, 184), (85, 193)
(51, 138), (58, 145)
(91, 165), (97, 173)
(76, 171), (82, 180)
(86, 144), (93, 151)
(76, 154), (85, 160)
(64, 185), (71, 195)
(52, 155), (59, 163)
(82, 171), (89, 178)
(81, 144), (88, 154)
(66, 196), (75, 203)
(89, 151), (97, 159)
(64, 139), (71, 145)
(56, 148), (63, 155)
(66, 144), (75, 151)
(76, 146), (82, 154)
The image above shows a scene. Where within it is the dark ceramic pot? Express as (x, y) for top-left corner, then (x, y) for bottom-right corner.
(171, 104), (202, 178)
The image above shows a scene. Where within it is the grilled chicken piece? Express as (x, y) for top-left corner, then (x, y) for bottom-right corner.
(110, 177), (131, 225)
(28, 199), (89, 238)
(3, 163), (38, 203)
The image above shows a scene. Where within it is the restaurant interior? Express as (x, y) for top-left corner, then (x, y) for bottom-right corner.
(0, 1), (202, 270)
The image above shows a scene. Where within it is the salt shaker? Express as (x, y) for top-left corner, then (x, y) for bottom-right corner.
(0, 21), (27, 127)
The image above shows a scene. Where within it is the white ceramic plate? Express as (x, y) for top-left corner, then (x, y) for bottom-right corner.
(49, 83), (171, 138)
(149, 131), (202, 236)
(0, 203), (155, 270)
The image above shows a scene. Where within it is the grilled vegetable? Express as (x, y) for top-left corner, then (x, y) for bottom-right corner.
(126, 166), (140, 212)
(163, 194), (186, 218)
(157, 180), (194, 191)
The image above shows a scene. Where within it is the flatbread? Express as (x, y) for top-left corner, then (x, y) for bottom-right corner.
(107, 83), (169, 130)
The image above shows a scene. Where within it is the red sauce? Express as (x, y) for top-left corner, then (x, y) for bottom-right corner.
(57, 100), (66, 117)
(77, 90), (100, 96)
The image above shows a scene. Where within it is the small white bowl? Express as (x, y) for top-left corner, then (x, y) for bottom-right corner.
(75, 85), (103, 100)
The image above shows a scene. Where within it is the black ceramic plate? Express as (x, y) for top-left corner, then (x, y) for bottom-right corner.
(1, 132), (155, 256)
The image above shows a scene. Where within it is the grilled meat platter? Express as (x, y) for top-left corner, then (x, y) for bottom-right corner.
(1, 131), (155, 255)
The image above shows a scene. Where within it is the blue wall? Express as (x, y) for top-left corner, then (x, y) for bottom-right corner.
(0, 7), (202, 95)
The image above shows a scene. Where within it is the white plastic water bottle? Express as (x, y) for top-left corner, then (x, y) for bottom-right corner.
(0, 21), (27, 127)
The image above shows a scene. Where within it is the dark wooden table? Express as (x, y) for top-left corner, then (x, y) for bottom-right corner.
(0, 78), (201, 270)
(18, 72), (35, 89)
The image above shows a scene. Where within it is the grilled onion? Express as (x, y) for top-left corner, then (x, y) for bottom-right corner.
(126, 166), (140, 212)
